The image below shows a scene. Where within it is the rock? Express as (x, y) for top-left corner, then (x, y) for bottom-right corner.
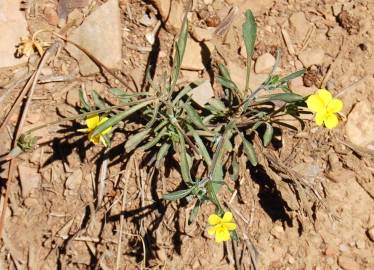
(44, 7), (59, 26)
(181, 38), (204, 71)
(355, 240), (365, 249)
(191, 27), (215, 42)
(346, 101), (374, 147)
(227, 61), (268, 91)
(288, 76), (316, 96)
(289, 12), (310, 41)
(0, 0), (29, 68)
(254, 53), (275, 74)
(298, 48), (325, 68)
(367, 227), (374, 242)
(238, 0), (275, 15)
(270, 225), (284, 239)
(18, 164), (41, 198)
(324, 245), (337, 257)
(151, 0), (184, 34)
(66, 0), (122, 75)
(65, 169), (83, 191)
(326, 168), (355, 183)
(338, 256), (361, 270)
(189, 80), (214, 107)
(66, 88), (80, 107)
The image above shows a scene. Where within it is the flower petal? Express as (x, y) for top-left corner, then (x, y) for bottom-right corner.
(86, 114), (100, 131)
(208, 214), (221, 225)
(327, 98), (343, 113)
(306, 95), (324, 113)
(222, 212), (233, 223)
(208, 226), (216, 235)
(98, 117), (112, 135)
(89, 134), (100, 145)
(317, 89), (332, 106)
(215, 227), (230, 242)
(324, 113), (339, 129)
(315, 111), (326, 126)
(224, 222), (237, 231)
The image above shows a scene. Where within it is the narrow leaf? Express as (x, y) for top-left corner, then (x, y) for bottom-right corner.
(162, 188), (193, 201)
(125, 129), (151, 153)
(243, 9), (257, 92)
(240, 132), (257, 166)
(79, 89), (91, 111)
(278, 69), (305, 84)
(261, 93), (304, 103)
(178, 130), (193, 184)
(141, 126), (168, 151)
(188, 125), (212, 166)
(92, 90), (106, 110)
(188, 199), (202, 224)
(263, 123), (273, 147)
(184, 103), (206, 130)
(156, 142), (170, 167)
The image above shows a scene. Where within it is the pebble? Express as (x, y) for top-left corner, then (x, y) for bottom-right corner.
(270, 225), (284, 239)
(298, 48), (325, 68)
(66, 88), (80, 107)
(324, 245), (337, 257)
(289, 12), (310, 41)
(191, 27), (215, 42)
(0, 0), (29, 68)
(367, 227), (374, 242)
(339, 243), (350, 253)
(345, 101), (374, 147)
(338, 256), (361, 270)
(65, 169), (83, 191)
(189, 80), (214, 107)
(239, 0), (275, 15)
(66, 0), (122, 75)
(254, 53), (275, 74)
(18, 164), (41, 198)
(355, 240), (365, 249)
(152, 0), (184, 34)
(181, 38), (204, 71)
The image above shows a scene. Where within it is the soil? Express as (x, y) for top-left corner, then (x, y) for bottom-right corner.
(0, 0), (373, 269)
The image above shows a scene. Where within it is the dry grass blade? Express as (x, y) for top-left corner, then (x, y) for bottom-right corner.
(97, 151), (109, 208)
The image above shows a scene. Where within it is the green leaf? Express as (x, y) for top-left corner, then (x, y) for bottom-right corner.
(217, 76), (238, 91)
(172, 84), (193, 106)
(218, 64), (232, 80)
(263, 123), (273, 147)
(178, 130), (193, 184)
(79, 89), (91, 111)
(261, 93), (304, 103)
(156, 142), (170, 167)
(230, 155), (239, 182)
(243, 9), (257, 92)
(240, 132), (257, 166)
(278, 69), (305, 84)
(188, 199), (202, 224)
(90, 100), (153, 138)
(184, 103), (206, 130)
(125, 129), (151, 153)
(188, 125), (212, 166)
(206, 98), (228, 113)
(162, 188), (193, 201)
(141, 126), (168, 151)
(92, 90), (106, 110)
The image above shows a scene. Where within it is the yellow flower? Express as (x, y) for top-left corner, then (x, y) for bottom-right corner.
(306, 89), (343, 129)
(78, 114), (112, 146)
(208, 212), (237, 242)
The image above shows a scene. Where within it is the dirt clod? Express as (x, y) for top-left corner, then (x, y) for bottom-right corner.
(338, 256), (361, 270)
(337, 10), (360, 35)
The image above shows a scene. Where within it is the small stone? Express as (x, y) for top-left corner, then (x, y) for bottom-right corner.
(367, 227), (374, 242)
(66, 0), (122, 75)
(65, 169), (83, 191)
(191, 27), (215, 42)
(66, 88), (80, 107)
(189, 80), (214, 107)
(324, 245), (337, 257)
(339, 243), (349, 253)
(203, 0), (213, 4)
(18, 164), (41, 198)
(355, 240), (365, 249)
(298, 48), (325, 68)
(326, 168), (355, 183)
(239, 0), (275, 15)
(270, 225), (284, 239)
(44, 7), (59, 26)
(289, 12), (310, 41)
(338, 256), (361, 270)
(346, 101), (374, 147)
(0, 0), (29, 68)
(181, 38), (204, 71)
(227, 61), (268, 91)
(254, 53), (275, 74)
(152, 0), (184, 34)
(27, 110), (42, 124)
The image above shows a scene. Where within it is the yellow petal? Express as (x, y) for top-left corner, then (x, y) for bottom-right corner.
(324, 113), (339, 129)
(223, 222), (237, 231)
(86, 114), (100, 131)
(77, 128), (89, 133)
(327, 98), (343, 113)
(100, 135), (108, 147)
(222, 212), (233, 223)
(215, 227), (230, 242)
(89, 134), (100, 145)
(315, 111), (326, 126)
(317, 89), (332, 105)
(208, 214), (221, 225)
(306, 95), (324, 113)
(208, 226), (216, 235)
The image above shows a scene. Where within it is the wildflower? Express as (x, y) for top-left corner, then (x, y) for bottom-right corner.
(78, 114), (112, 146)
(306, 89), (343, 129)
(208, 211), (237, 242)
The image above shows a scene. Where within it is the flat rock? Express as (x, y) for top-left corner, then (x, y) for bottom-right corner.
(298, 48), (325, 68)
(191, 27), (215, 42)
(338, 256), (361, 270)
(66, 0), (122, 76)
(18, 164), (41, 198)
(181, 38), (204, 71)
(255, 53), (275, 74)
(345, 101), (374, 147)
(0, 0), (29, 68)
(367, 227), (374, 242)
(65, 169), (83, 191)
(189, 80), (214, 107)
(151, 0), (184, 34)
(289, 12), (310, 41)
(227, 61), (268, 91)
(238, 0), (275, 15)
